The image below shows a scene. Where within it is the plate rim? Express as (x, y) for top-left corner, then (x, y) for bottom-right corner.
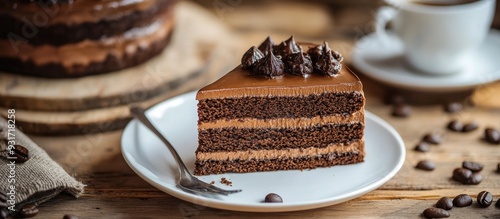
(351, 29), (500, 92)
(121, 91), (406, 212)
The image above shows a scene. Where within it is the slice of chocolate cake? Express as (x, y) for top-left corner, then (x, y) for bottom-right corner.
(195, 36), (365, 175)
(0, 0), (176, 77)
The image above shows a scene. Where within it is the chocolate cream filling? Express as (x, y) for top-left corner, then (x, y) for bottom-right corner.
(196, 139), (364, 161)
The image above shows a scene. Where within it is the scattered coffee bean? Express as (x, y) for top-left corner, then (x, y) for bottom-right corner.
(453, 194), (472, 207)
(444, 102), (463, 113)
(20, 204), (39, 218)
(496, 198), (500, 208)
(467, 173), (483, 185)
(497, 163), (500, 173)
(484, 128), (500, 144)
(13, 145), (29, 163)
(416, 160), (436, 171)
(264, 193), (283, 203)
(462, 161), (483, 172)
(477, 191), (493, 207)
(391, 103), (412, 117)
(414, 142), (430, 152)
(0, 189), (6, 203)
(384, 93), (405, 105)
(63, 214), (79, 219)
(0, 209), (8, 219)
(436, 197), (453, 210)
(447, 120), (463, 132)
(452, 168), (472, 184)
(0, 189), (6, 210)
(423, 133), (442, 144)
(462, 122), (479, 132)
(423, 207), (450, 218)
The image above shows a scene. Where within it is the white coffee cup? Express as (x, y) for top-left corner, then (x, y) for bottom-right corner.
(376, 0), (496, 75)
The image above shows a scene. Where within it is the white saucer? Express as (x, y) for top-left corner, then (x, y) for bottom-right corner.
(121, 91), (406, 212)
(351, 29), (500, 92)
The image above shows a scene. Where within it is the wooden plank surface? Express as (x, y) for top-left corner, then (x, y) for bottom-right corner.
(15, 1), (500, 218)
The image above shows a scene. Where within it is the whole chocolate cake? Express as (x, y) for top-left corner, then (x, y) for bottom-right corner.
(0, 0), (176, 77)
(195, 36), (365, 175)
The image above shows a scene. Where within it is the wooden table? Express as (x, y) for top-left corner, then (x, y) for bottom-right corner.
(27, 1), (500, 218)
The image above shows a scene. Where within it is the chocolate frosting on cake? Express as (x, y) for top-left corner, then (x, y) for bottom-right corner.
(251, 47), (284, 79)
(241, 46), (264, 70)
(242, 36), (344, 78)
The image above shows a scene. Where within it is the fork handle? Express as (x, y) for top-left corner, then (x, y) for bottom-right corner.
(130, 106), (192, 176)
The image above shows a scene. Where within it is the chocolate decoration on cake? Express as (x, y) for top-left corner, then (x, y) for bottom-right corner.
(244, 36), (343, 78)
(314, 50), (342, 76)
(252, 47), (284, 78)
(274, 35), (301, 58)
(308, 44), (323, 63)
(258, 36), (274, 55)
(284, 49), (313, 77)
(241, 46), (264, 70)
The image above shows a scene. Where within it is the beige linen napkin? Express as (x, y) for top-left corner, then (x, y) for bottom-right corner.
(0, 117), (84, 212)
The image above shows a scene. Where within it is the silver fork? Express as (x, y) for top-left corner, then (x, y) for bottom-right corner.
(130, 106), (242, 196)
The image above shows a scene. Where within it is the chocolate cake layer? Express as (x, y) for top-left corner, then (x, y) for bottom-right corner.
(0, 0), (175, 46)
(197, 122), (363, 152)
(198, 92), (364, 123)
(194, 151), (364, 175)
(0, 27), (173, 77)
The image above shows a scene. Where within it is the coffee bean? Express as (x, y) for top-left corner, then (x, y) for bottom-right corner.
(444, 102), (463, 113)
(384, 93), (405, 105)
(13, 145), (29, 163)
(414, 142), (430, 152)
(453, 194), (472, 207)
(0, 189), (6, 203)
(391, 104), (411, 117)
(462, 161), (483, 172)
(447, 120), (463, 132)
(467, 173), (483, 185)
(477, 191), (493, 207)
(497, 163), (500, 173)
(423, 207), (450, 218)
(452, 168), (472, 184)
(63, 214), (79, 219)
(462, 122), (479, 132)
(264, 193), (283, 203)
(484, 128), (500, 144)
(423, 133), (442, 145)
(415, 160), (436, 171)
(496, 198), (500, 208)
(436, 197), (453, 210)
(0, 209), (9, 219)
(20, 204), (38, 218)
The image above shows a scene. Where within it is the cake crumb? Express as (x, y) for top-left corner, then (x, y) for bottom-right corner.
(220, 177), (232, 186)
(210, 181), (215, 185)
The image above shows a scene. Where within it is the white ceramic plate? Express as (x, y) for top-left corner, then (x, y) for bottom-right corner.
(121, 91), (405, 212)
(351, 29), (500, 92)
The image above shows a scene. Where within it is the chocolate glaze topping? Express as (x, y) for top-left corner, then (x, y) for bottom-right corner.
(241, 46), (264, 70)
(252, 47), (284, 79)
(274, 35), (301, 58)
(314, 50), (342, 76)
(284, 49), (313, 76)
(258, 36), (274, 55)
(243, 36), (343, 78)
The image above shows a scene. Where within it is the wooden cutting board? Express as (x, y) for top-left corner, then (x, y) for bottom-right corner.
(0, 2), (241, 135)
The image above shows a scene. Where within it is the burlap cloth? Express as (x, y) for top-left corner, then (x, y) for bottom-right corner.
(0, 117), (84, 211)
